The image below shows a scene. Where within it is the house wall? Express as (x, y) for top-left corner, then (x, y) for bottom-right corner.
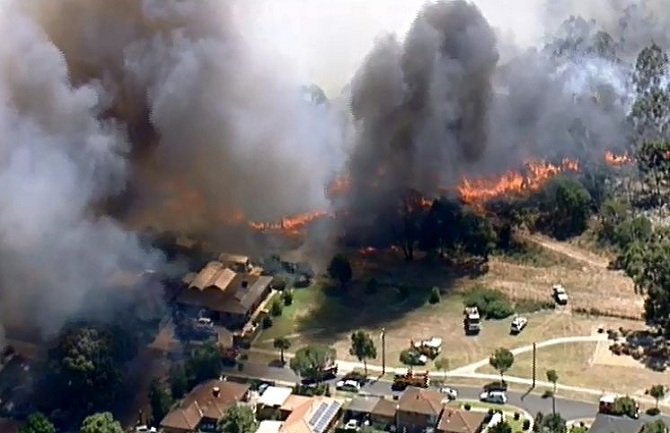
(397, 411), (438, 433)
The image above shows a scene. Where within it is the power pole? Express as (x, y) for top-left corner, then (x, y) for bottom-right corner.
(532, 342), (537, 389)
(381, 328), (386, 375)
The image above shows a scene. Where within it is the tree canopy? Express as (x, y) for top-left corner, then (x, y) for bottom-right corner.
(328, 254), (352, 288)
(20, 413), (55, 433)
(541, 177), (592, 239)
(489, 348), (514, 382)
(47, 325), (134, 413)
(79, 413), (123, 433)
(349, 331), (377, 375)
(289, 345), (336, 383)
(217, 405), (257, 433)
(149, 379), (174, 426)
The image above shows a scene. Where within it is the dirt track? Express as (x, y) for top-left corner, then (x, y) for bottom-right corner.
(521, 233), (610, 269)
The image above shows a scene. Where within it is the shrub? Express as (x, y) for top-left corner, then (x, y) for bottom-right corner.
(270, 299), (284, 317)
(262, 316), (273, 329)
(486, 299), (514, 319)
(646, 407), (661, 416)
(542, 389), (554, 399)
(522, 419), (531, 431)
(514, 412), (520, 421)
(429, 287), (441, 304)
(514, 299), (556, 313)
(464, 403), (471, 411)
(399, 349), (423, 366)
(272, 277), (288, 291)
(487, 409), (495, 416)
(464, 286), (513, 319)
(282, 290), (294, 306)
(365, 278), (379, 294)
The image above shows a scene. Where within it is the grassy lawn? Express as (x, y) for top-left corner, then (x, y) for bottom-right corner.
(476, 342), (670, 396)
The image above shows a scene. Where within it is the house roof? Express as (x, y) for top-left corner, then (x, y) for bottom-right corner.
(256, 421), (283, 433)
(281, 396), (342, 433)
(371, 398), (398, 418)
(219, 253), (250, 265)
(347, 396), (381, 414)
(178, 264), (272, 315)
(281, 395), (313, 413)
(588, 414), (644, 433)
(398, 387), (445, 416)
(160, 380), (249, 431)
(437, 408), (487, 433)
(258, 386), (293, 407)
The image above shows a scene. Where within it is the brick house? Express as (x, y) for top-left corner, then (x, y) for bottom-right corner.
(396, 387), (446, 433)
(160, 380), (250, 433)
(436, 408), (487, 433)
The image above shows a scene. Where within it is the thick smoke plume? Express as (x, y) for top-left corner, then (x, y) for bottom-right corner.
(1, 0), (670, 337)
(0, 0), (343, 336)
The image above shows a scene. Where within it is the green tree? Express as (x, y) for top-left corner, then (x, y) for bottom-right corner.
(488, 421), (512, 433)
(598, 199), (629, 242)
(20, 413), (55, 433)
(489, 348), (514, 383)
(542, 177), (592, 239)
(542, 413), (567, 433)
(613, 396), (639, 418)
(149, 379), (173, 426)
(428, 287), (441, 304)
(47, 326), (129, 413)
(79, 413), (123, 433)
(169, 364), (189, 398)
(289, 345), (336, 383)
(649, 384), (666, 409)
(273, 337), (292, 365)
(637, 241), (670, 331)
(270, 299), (283, 317)
(327, 254), (352, 288)
(217, 405), (257, 433)
(185, 344), (222, 386)
(461, 211), (498, 261)
(644, 420), (668, 433)
(349, 331), (377, 376)
(546, 369), (559, 415)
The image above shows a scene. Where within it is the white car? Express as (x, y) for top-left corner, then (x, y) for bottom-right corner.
(336, 380), (361, 392)
(439, 386), (458, 400)
(344, 419), (360, 431)
(552, 284), (568, 305)
(510, 316), (528, 334)
(479, 391), (507, 404)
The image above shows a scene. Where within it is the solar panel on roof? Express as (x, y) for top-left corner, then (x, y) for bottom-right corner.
(308, 402), (329, 426)
(312, 402), (342, 433)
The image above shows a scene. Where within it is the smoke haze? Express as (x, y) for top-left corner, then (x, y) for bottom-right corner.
(0, 0), (669, 335)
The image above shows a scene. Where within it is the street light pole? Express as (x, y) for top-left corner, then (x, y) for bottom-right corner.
(381, 328), (386, 375)
(532, 342), (537, 389)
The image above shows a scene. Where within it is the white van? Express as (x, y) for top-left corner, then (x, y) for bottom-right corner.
(479, 390), (508, 404)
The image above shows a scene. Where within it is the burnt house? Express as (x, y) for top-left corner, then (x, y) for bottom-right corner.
(177, 261), (272, 328)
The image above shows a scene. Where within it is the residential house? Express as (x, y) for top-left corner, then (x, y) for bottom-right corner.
(280, 396), (342, 433)
(370, 399), (398, 428)
(160, 380), (250, 433)
(436, 408), (487, 433)
(345, 396), (382, 421)
(257, 386), (294, 420)
(587, 413), (645, 433)
(218, 253), (253, 273)
(177, 261), (272, 328)
(396, 387), (446, 433)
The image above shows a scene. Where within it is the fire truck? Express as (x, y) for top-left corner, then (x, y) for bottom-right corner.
(392, 369), (430, 391)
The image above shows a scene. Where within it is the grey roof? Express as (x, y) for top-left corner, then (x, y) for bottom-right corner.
(347, 396), (382, 414)
(588, 413), (644, 433)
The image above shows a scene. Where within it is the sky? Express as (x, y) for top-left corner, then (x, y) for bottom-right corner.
(238, 0), (545, 94)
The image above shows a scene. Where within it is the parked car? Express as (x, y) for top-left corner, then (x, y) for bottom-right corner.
(439, 386), (458, 400)
(479, 390), (507, 404)
(510, 316), (528, 334)
(344, 419), (360, 431)
(336, 380), (361, 392)
(552, 284), (569, 305)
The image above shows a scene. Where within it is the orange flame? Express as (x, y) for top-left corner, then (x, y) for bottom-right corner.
(248, 211), (329, 236)
(457, 158), (580, 205)
(326, 176), (351, 200)
(604, 151), (633, 167)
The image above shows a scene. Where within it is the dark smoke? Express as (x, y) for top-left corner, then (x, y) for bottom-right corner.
(345, 0), (498, 228)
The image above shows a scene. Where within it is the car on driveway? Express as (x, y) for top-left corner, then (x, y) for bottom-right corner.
(336, 380), (361, 392)
(510, 316), (528, 334)
(439, 386), (458, 400)
(343, 419), (360, 431)
(479, 390), (507, 404)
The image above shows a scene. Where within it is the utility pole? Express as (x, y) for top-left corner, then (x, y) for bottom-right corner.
(381, 328), (386, 375)
(532, 342), (537, 389)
